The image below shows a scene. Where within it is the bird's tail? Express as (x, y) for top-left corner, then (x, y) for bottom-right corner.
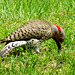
(0, 41), (27, 58)
(0, 39), (8, 45)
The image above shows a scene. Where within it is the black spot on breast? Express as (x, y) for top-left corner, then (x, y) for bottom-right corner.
(32, 40), (34, 43)
(29, 42), (32, 45)
(8, 45), (11, 49)
(41, 33), (43, 36)
(12, 43), (16, 47)
(27, 42), (29, 45)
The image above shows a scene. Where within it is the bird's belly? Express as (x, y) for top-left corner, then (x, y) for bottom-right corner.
(24, 39), (40, 48)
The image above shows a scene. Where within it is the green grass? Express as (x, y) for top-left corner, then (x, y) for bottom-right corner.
(0, 0), (75, 75)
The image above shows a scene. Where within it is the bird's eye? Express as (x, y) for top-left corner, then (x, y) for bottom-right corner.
(60, 33), (63, 36)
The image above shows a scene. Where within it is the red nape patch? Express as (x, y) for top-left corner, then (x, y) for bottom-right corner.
(53, 24), (61, 33)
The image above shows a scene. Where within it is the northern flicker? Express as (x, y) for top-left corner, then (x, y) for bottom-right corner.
(0, 20), (65, 58)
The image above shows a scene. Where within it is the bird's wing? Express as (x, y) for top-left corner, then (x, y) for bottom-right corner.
(5, 20), (52, 42)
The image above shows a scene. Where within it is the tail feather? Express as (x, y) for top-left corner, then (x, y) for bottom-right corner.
(0, 39), (8, 45)
(0, 41), (27, 58)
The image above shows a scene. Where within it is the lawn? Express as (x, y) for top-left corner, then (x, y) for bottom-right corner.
(0, 0), (75, 75)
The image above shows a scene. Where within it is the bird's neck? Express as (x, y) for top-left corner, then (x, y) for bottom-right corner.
(51, 24), (61, 38)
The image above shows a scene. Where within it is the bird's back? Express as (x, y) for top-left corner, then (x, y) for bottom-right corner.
(5, 20), (52, 42)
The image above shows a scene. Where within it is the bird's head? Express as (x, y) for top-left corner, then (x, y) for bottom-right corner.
(51, 24), (65, 51)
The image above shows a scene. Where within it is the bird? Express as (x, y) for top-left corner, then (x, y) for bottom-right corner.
(0, 20), (65, 58)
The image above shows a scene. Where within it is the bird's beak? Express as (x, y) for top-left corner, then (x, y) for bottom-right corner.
(53, 38), (61, 52)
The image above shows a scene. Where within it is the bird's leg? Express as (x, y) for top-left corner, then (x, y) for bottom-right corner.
(35, 47), (40, 53)
(0, 41), (27, 58)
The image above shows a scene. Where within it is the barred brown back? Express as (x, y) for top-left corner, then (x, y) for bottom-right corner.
(5, 20), (52, 42)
